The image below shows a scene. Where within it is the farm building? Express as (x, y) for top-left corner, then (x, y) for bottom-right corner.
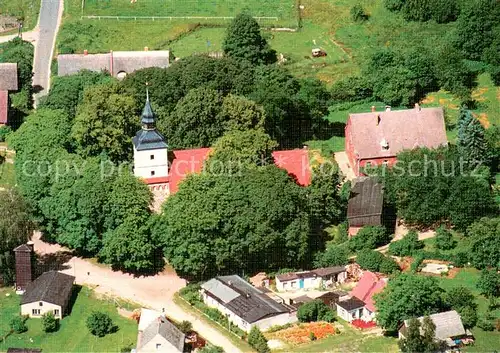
(344, 105), (447, 176)
(57, 49), (170, 78)
(132, 92), (312, 210)
(347, 177), (384, 236)
(200, 275), (297, 332)
(275, 266), (347, 292)
(336, 271), (387, 324)
(21, 271), (75, 319)
(13, 242), (35, 293)
(399, 310), (474, 348)
(0, 63), (18, 126)
(136, 309), (185, 353)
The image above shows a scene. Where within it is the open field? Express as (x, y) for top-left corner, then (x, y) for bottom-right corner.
(0, 160), (15, 188)
(0, 0), (41, 33)
(82, 0), (297, 27)
(0, 286), (138, 352)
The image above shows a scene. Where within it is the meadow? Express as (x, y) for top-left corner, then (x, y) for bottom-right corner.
(0, 286), (138, 352)
(0, 0), (41, 32)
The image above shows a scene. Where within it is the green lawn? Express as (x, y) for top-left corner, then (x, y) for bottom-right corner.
(81, 0), (297, 27)
(0, 286), (138, 352)
(0, 0), (41, 33)
(0, 161), (15, 188)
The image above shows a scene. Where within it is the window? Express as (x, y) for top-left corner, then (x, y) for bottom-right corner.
(54, 309), (60, 316)
(150, 170), (155, 176)
(39, 302), (43, 306)
(383, 160), (388, 166)
(156, 343), (162, 350)
(291, 281), (296, 288)
(150, 154), (155, 160)
(32, 309), (41, 315)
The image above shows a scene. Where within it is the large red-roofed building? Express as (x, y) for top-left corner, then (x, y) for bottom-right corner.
(345, 105), (448, 176)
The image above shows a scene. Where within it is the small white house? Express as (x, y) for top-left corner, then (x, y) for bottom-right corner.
(275, 266), (347, 292)
(201, 275), (297, 332)
(20, 271), (75, 319)
(136, 309), (184, 353)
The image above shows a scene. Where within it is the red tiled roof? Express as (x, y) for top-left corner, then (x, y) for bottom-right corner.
(348, 107), (447, 160)
(169, 148), (212, 193)
(350, 271), (387, 312)
(142, 148), (312, 193)
(272, 149), (311, 186)
(0, 90), (8, 124)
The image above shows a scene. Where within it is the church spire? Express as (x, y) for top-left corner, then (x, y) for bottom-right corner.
(141, 84), (155, 129)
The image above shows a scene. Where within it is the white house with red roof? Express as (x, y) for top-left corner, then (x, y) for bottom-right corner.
(132, 92), (312, 210)
(336, 271), (387, 326)
(344, 105), (448, 176)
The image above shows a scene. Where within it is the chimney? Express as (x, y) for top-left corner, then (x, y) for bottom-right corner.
(385, 105), (391, 112)
(415, 103), (421, 111)
(144, 46), (149, 51)
(371, 105), (376, 112)
(83, 49), (88, 56)
(14, 242), (35, 294)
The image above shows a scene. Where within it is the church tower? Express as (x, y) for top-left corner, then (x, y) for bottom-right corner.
(132, 89), (169, 180)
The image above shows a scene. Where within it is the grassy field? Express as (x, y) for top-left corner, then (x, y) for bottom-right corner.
(0, 161), (15, 188)
(0, 286), (138, 352)
(81, 0), (297, 27)
(0, 0), (41, 33)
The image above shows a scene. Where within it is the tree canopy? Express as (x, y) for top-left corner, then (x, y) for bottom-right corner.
(467, 217), (500, 269)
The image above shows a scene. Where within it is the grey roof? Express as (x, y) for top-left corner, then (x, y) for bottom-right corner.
(141, 99), (155, 125)
(0, 63), (18, 90)
(138, 316), (185, 352)
(132, 129), (168, 151)
(347, 177), (384, 227)
(21, 271), (75, 307)
(336, 297), (365, 311)
(404, 310), (466, 340)
(276, 266), (346, 282)
(57, 51), (169, 77)
(203, 275), (292, 324)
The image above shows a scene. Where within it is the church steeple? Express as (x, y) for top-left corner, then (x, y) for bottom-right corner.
(141, 85), (155, 129)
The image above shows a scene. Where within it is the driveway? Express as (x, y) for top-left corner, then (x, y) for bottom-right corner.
(334, 151), (356, 181)
(32, 232), (242, 353)
(32, 0), (64, 104)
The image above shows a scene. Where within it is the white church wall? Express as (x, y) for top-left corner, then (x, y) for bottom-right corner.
(134, 147), (169, 179)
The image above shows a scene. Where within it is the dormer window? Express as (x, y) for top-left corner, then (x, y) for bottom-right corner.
(151, 171), (155, 176)
(380, 139), (389, 150)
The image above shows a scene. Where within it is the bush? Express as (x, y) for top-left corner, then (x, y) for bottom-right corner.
(309, 331), (317, 341)
(179, 283), (202, 305)
(351, 4), (369, 22)
(0, 125), (12, 142)
(478, 318), (494, 331)
(357, 249), (400, 274)
(41, 312), (59, 333)
(410, 253), (425, 273)
(452, 252), (469, 267)
(176, 320), (193, 334)
(435, 226), (456, 250)
(388, 230), (423, 256)
(314, 244), (349, 268)
(297, 300), (335, 323)
(248, 326), (270, 353)
(10, 316), (28, 333)
(266, 323), (294, 333)
(86, 311), (114, 337)
(349, 226), (391, 252)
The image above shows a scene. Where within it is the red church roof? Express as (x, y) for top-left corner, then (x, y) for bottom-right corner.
(348, 107), (447, 160)
(350, 271), (387, 312)
(272, 149), (311, 186)
(169, 148), (212, 193)
(142, 148), (312, 193)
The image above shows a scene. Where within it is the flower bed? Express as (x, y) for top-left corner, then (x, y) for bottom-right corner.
(271, 322), (337, 344)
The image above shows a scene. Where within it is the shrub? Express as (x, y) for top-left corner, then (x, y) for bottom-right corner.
(297, 300), (335, 323)
(10, 316), (28, 333)
(0, 125), (12, 142)
(388, 230), (423, 256)
(410, 253), (425, 273)
(248, 326), (270, 353)
(320, 310), (336, 323)
(176, 320), (193, 334)
(349, 226), (391, 251)
(478, 318), (494, 331)
(41, 312), (59, 333)
(458, 305), (478, 329)
(357, 249), (400, 274)
(384, 0), (405, 12)
(452, 252), (469, 267)
(86, 311), (114, 337)
(309, 331), (317, 341)
(351, 4), (369, 22)
(435, 226), (456, 250)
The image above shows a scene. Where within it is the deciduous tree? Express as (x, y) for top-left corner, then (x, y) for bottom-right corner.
(477, 269), (500, 298)
(467, 217), (500, 269)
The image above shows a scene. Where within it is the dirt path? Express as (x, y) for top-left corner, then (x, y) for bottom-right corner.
(32, 232), (243, 353)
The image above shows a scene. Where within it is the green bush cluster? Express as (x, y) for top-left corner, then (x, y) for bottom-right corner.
(388, 230), (424, 256)
(248, 326), (270, 353)
(86, 311), (114, 337)
(0, 126), (12, 142)
(356, 249), (400, 274)
(297, 300), (336, 323)
(41, 312), (59, 333)
(10, 316), (28, 333)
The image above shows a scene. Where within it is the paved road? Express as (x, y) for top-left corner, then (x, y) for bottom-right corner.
(33, 0), (63, 104)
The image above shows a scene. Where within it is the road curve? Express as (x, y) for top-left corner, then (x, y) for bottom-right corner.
(33, 0), (63, 105)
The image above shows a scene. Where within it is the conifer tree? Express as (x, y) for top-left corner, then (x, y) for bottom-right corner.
(457, 109), (488, 168)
